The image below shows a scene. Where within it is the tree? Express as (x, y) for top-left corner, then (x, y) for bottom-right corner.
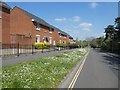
(104, 25), (116, 52)
(102, 17), (120, 53)
(114, 17), (120, 53)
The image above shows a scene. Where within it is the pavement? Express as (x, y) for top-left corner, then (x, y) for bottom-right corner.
(2, 49), (76, 67)
(73, 49), (119, 88)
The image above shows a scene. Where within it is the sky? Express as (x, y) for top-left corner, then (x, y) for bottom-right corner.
(7, 2), (118, 40)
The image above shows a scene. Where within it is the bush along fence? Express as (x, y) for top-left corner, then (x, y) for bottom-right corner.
(1, 43), (79, 57)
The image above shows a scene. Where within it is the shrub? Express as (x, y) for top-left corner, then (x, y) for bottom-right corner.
(34, 42), (44, 49)
(44, 42), (50, 49)
(68, 43), (79, 48)
(56, 43), (67, 47)
(34, 42), (50, 49)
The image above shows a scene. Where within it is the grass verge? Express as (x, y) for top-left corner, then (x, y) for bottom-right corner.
(2, 48), (88, 88)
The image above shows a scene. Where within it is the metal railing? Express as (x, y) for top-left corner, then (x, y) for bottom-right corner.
(1, 43), (78, 57)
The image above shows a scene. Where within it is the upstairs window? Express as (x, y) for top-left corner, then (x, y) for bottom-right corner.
(36, 23), (40, 31)
(49, 28), (54, 33)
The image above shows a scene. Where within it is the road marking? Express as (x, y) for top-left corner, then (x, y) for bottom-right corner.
(68, 50), (90, 89)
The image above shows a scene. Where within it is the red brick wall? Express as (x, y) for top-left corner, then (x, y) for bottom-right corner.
(52, 29), (60, 44)
(1, 7), (10, 44)
(53, 29), (69, 44)
(34, 25), (53, 44)
(10, 7), (34, 44)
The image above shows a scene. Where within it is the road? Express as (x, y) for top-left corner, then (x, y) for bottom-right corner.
(73, 49), (119, 88)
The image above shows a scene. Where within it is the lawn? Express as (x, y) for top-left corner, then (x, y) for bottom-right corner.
(2, 48), (87, 88)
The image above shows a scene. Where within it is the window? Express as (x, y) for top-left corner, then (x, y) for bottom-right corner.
(44, 36), (49, 43)
(53, 40), (56, 45)
(36, 35), (40, 42)
(36, 23), (40, 30)
(49, 37), (52, 44)
(49, 28), (54, 33)
(59, 33), (61, 37)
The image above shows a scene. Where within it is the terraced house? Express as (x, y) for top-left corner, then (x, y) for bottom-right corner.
(1, 2), (74, 45)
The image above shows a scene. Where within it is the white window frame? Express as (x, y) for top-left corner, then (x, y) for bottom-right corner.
(36, 35), (40, 42)
(49, 37), (52, 44)
(53, 40), (56, 45)
(49, 31), (52, 34)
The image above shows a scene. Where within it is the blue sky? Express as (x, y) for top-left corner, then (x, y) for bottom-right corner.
(7, 2), (118, 40)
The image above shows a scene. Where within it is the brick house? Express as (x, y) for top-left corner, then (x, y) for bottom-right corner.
(1, 2), (74, 45)
(10, 6), (55, 45)
(10, 6), (72, 45)
(52, 26), (69, 44)
(0, 2), (11, 44)
(68, 35), (75, 44)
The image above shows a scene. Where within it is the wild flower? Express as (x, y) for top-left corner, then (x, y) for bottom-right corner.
(2, 48), (87, 88)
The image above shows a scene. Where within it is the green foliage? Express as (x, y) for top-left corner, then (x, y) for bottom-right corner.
(34, 42), (50, 49)
(90, 36), (104, 48)
(101, 17), (120, 53)
(77, 41), (88, 48)
(56, 43), (67, 47)
(34, 42), (44, 49)
(44, 42), (50, 49)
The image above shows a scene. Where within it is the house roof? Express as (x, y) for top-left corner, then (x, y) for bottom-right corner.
(0, 1), (11, 9)
(51, 25), (68, 36)
(68, 34), (73, 39)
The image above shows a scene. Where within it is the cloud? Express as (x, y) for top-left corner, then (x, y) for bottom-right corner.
(54, 16), (81, 22)
(54, 18), (66, 22)
(90, 2), (98, 8)
(79, 22), (93, 31)
(73, 16), (80, 22)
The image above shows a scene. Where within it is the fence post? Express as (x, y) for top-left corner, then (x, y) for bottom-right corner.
(32, 44), (34, 54)
(54, 45), (55, 51)
(49, 45), (50, 52)
(17, 43), (19, 56)
(41, 44), (43, 53)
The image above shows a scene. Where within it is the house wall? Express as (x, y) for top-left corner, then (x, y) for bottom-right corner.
(10, 7), (34, 44)
(53, 29), (60, 44)
(66, 36), (69, 43)
(53, 29), (69, 44)
(60, 36), (67, 44)
(1, 7), (10, 44)
(69, 38), (75, 44)
(35, 25), (53, 44)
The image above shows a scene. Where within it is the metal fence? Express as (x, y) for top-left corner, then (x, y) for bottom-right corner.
(1, 43), (78, 57)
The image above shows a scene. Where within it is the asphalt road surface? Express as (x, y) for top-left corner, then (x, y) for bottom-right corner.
(73, 49), (119, 88)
